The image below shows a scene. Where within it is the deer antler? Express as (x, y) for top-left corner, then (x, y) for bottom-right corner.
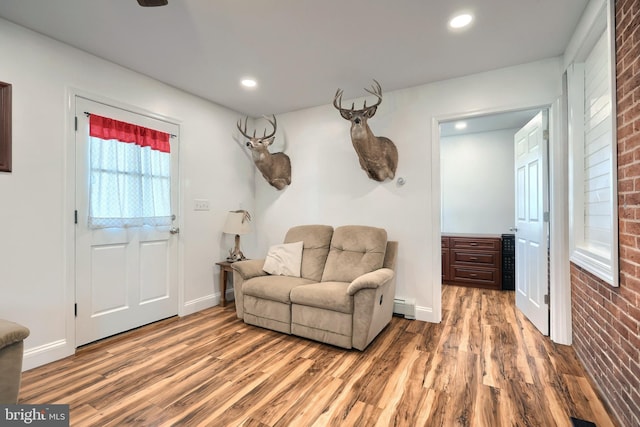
(230, 209), (251, 223)
(333, 88), (349, 112)
(333, 80), (383, 113)
(237, 115), (277, 141)
(237, 116), (253, 139)
(262, 115), (277, 140)
(363, 79), (383, 111)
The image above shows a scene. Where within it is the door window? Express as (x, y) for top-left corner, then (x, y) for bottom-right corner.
(87, 114), (172, 229)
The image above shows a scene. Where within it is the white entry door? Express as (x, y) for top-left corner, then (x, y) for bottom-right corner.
(514, 111), (549, 335)
(75, 96), (179, 346)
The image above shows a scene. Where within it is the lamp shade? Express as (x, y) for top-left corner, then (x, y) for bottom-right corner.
(223, 211), (251, 235)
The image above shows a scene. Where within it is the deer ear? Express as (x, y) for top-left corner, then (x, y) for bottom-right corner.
(263, 136), (276, 146)
(364, 106), (378, 118)
(339, 110), (353, 120)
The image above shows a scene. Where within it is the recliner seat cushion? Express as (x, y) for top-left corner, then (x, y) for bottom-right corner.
(243, 275), (315, 304)
(290, 281), (353, 314)
(321, 225), (387, 283)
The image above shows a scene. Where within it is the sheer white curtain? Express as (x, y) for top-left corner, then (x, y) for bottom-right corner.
(88, 135), (171, 229)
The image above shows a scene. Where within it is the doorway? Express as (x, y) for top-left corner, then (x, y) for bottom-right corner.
(438, 107), (554, 336)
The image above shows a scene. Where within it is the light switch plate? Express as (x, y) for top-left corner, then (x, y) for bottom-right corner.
(194, 199), (210, 211)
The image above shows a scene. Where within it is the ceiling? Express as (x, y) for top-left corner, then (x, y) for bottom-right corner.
(439, 108), (542, 137)
(0, 0), (587, 117)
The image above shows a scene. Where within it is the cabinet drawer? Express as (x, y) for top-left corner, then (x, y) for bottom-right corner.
(451, 250), (499, 267)
(451, 237), (500, 251)
(451, 266), (499, 286)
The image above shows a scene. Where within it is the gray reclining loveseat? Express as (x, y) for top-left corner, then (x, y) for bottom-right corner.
(232, 225), (398, 350)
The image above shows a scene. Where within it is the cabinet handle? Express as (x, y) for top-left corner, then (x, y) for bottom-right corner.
(469, 257), (478, 260)
(469, 242), (478, 246)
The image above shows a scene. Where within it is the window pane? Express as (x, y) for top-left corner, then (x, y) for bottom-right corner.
(88, 136), (171, 228)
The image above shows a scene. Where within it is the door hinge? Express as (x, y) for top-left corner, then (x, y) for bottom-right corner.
(543, 130), (549, 140)
(74, 303), (78, 317)
(74, 210), (78, 224)
(543, 211), (550, 222)
(74, 116), (78, 131)
(544, 294), (550, 305)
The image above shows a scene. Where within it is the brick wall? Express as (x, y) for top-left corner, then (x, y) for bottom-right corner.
(571, 1), (640, 426)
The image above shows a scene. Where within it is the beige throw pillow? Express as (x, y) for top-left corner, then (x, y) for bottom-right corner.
(263, 241), (303, 277)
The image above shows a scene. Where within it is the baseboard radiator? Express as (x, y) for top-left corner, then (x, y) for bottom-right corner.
(393, 298), (416, 320)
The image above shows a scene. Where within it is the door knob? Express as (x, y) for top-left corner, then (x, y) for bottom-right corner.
(169, 227), (180, 235)
(509, 227), (518, 232)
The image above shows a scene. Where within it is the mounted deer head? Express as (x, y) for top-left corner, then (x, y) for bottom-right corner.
(237, 115), (291, 190)
(333, 80), (398, 182)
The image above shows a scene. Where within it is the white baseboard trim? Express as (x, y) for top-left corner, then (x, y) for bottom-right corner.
(415, 305), (438, 323)
(182, 294), (217, 316)
(23, 339), (74, 371)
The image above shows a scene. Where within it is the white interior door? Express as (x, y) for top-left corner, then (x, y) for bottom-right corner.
(514, 111), (549, 335)
(75, 96), (179, 346)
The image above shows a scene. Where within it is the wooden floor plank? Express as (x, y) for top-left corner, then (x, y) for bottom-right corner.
(18, 285), (618, 427)
(373, 340), (421, 425)
(472, 385), (500, 427)
(273, 376), (344, 427)
(530, 355), (572, 426)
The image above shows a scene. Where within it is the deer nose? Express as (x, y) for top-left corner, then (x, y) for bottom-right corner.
(246, 142), (251, 147)
(354, 118), (361, 124)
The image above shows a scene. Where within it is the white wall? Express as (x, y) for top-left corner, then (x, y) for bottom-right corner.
(440, 128), (517, 235)
(254, 58), (562, 322)
(0, 18), (255, 369)
(0, 16), (565, 369)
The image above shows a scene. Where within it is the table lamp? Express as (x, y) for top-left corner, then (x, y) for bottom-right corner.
(223, 210), (251, 262)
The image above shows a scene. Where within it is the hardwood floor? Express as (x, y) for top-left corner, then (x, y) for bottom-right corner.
(19, 285), (618, 426)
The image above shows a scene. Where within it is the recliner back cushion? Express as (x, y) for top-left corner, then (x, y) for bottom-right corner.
(284, 225), (334, 282)
(321, 226), (387, 283)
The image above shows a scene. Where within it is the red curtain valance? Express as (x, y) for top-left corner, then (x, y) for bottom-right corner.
(89, 114), (170, 153)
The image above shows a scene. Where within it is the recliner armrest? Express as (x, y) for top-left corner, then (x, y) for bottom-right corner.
(231, 259), (268, 280)
(347, 268), (394, 295)
(0, 319), (30, 350)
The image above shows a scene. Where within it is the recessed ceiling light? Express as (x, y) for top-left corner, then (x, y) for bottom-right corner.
(455, 121), (467, 130)
(241, 78), (257, 88)
(449, 13), (473, 30)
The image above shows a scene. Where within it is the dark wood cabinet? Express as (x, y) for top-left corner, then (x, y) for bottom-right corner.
(442, 234), (502, 290)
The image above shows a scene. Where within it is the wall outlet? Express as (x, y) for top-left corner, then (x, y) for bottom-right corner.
(194, 199), (210, 211)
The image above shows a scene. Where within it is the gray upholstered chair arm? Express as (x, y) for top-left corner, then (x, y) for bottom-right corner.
(0, 320), (30, 350)
(347, 268), (394, 295)
(231, 259), (268, 280)
(0, 319), (30, 404)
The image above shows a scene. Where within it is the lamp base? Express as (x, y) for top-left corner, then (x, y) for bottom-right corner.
(226, 251), (246, 263)
(226, 234), (246, 262)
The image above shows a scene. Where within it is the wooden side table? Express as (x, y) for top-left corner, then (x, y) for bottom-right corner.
(215, 261), (234, 307)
